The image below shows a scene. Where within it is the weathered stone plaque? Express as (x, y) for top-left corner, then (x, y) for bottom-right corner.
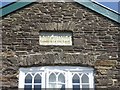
(39, 32), (72, 45)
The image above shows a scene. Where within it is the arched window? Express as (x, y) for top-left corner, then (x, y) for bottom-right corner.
(34, 74), (41, 90)
(58, 73), (65, 90)
(49, 73), (65, 89)
(72, 74), (80, 90)
(81, 74), (89, 90)
(24, 74), (32, 90)
(19, 66), (94, 90)
(49, 73), (56, 88)
(82, 74), (89, 83)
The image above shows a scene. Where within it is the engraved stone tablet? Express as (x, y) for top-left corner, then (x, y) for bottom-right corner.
(39, 31), (72, 46)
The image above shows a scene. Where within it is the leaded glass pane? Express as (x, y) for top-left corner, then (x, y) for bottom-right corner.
(73, 85), (80, 90)
(34, 85), (41, 90)
(25, 74), (32, 83)
(82, 74), (89, 83)
(49, 83), (56, 88)
(49, 73), (56, 82)
(73, 74), (80, 83)
(58, 74), (65, 83)
(59, 84), (65, 90)
(34, 74), (41, 83)
(82, 85), (89, 90)
(24, 85), (32, 90)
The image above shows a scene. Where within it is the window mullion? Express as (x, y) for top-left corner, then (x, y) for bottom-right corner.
(46, 70), (49, 89)
(80, 73), (82, 90)
(42, 72), (46, 89)
(56, 74), (58, 89)
(68, 71), (72, 88)
(65, 71), (68, 88)
(32, 73), (34, 89)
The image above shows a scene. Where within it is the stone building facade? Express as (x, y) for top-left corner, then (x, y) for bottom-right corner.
(1, 2), (120, 90)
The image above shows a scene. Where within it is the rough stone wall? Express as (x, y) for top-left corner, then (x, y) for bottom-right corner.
(1, 2), (120, 89)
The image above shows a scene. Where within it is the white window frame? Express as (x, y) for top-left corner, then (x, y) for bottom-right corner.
(19, 66), (94, 89)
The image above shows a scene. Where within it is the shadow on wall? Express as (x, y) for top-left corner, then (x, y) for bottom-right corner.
(118, 1), (120, 61)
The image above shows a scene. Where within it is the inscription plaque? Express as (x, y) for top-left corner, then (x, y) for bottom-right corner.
(39, 32), (72, 46)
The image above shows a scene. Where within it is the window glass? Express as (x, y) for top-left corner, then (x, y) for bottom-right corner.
(72, 74), (80, 90)
(73, 74), (80, 83)
(34, 85), (41, 90)
(82, 85), (89, 90)
(24, 85), (32, 90)
(58, 73), (65, 90)
(73, 85), (80, 90)
(34, 74), (41, 83)
(58, 74), (65, 83)
(34, 74), (41, 90)
(49, 73), (56, 82)
(58, 85), (65, 90)
(49, 73), (56, 88)
(25, 74), (32, 83)
(82, 74), (89, 83)
(49, 83), (56, 88)
(19, 66), (94, 89)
